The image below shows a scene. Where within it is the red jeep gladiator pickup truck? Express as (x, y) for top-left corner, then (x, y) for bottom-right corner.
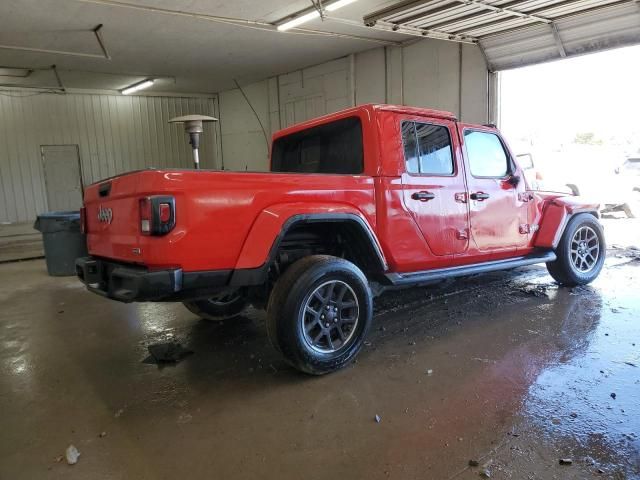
(76, 104), (605, 374)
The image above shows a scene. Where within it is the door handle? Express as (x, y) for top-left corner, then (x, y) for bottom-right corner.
(470, 192), (490, 201)
(411, 191), (436, 202)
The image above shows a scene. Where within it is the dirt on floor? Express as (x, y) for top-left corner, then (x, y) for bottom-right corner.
(0, 246), (639, 479)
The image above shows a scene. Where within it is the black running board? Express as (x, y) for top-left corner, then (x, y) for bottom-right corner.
(385, 251), (557, 286)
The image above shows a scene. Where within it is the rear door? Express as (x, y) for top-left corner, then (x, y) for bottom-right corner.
(460, 128), (529, 253)
(401, 119), (469, 256)
(41, 145), (83, 211)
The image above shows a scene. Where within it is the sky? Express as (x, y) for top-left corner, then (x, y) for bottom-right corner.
(500, 44), (640, 153)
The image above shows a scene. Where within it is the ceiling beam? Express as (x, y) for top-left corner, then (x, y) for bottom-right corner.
(399, 0), (508, 29)
(475, 0), (636, 38)
(93, 24), (111, 60)
(364, 0), (553, 30)
(74, 0), (402, 46)
(452, 0), (594, 35)
(363, 0), (457, 25)
(550, 22), (567, 57)
(0, 23), (111, 60)
(476, 40), (494, 72)
(396, 0), (536, 29)
(451, 0), (552, 24)
(51, 65), (67, 92)
(355, 18), (477, 43)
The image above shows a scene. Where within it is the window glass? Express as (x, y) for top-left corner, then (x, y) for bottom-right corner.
(271, 117), (363, 174)
(416, 124), (454, 175)
(401, 121), (453, 175)
(465, 131), (509, 177)
(401, 122), (419, 174)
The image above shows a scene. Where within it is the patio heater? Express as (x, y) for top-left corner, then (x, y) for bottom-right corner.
(169, 114), (218, 169)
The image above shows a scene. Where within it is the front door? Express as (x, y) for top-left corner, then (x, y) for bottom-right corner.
(41, 145), (83, 211)
(401, 119), (469, 256)
(460, 128), (529, 253)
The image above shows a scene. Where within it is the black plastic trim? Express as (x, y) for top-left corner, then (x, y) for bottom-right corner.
(76, 257), (230, 303)
(150, 196), (176, 235)
(385, 251), (557, 286)
(98, 182), (111, 197)
(229, 213), (387, 287)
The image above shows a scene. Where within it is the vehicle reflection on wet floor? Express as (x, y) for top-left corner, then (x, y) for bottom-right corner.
(0, 254), (638, 479)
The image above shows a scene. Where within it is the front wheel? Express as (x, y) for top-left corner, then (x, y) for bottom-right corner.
(546, 213), (606, 286)
(182, 289), (247, 321)
(266, 255), (373, 375)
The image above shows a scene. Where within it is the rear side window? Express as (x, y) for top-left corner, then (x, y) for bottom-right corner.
(402, 122), (419, 174)
(401, 121), (454, 175)
(465, 131), (509, 177)
(271, 117), (363, 174)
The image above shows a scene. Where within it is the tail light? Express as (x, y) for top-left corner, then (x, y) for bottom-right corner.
(139, 196), (176, 236)
(80, 207), (87, 234)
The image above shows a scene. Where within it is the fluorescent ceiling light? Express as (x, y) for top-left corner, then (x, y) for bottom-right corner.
(326, 0), (358, 11)
(277, 10), (320, 31)
(0, 67), (32, 78)
(121, 79), (154, 95)
(277, 0), (358, 31)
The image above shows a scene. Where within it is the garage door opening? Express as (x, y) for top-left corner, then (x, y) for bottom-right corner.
(499, 44), (640, 225)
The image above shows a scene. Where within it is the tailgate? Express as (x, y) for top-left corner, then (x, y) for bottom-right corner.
(84, 173), (143, 264)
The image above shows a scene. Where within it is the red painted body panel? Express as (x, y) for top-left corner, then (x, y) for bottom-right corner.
(456, 123), (530, 260)
(532, 194), (600, 248)
(83, 103), (600, 278)
(85, 171), (377, 271)
(373, 176), (452, 272)
(234, 202), (384, 270)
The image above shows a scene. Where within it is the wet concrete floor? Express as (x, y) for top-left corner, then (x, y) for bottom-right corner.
(1, 249), (639, 479)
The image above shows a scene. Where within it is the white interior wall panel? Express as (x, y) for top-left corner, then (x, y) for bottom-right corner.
(461, 43), (490, 126)
(218, 82), (271, 172)
(217, 38), (490, 173)
(0, 93), (217, 223)
(279, 57), (353, 128)
(385, 46), (404, 105)
(402, 40), (461, 114)
(354, 47), (386, 105)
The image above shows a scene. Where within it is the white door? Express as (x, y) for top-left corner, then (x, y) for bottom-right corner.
(41, 145), (83, 211)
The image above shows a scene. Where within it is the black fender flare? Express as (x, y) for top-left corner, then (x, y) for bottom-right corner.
(229, 213), (387, 286)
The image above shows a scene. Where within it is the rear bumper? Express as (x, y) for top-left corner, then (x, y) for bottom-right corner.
(75, 257), (231, 303)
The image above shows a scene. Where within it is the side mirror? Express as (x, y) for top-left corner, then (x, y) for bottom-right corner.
(507, 175), (521, 187)
(516, 153), (534, 170)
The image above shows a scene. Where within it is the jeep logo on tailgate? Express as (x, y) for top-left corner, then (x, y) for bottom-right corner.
(97, 206), (113, 224)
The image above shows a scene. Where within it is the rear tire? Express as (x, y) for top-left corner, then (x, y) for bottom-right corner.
(266, 255), (372, 375)
(546, 213), (605, 286)
(182, 290), (247, 321)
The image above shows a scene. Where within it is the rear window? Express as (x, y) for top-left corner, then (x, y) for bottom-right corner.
(271, 117), (364, 174)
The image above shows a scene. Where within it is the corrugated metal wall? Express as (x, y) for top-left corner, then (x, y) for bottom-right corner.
(0, 92), (218, 223)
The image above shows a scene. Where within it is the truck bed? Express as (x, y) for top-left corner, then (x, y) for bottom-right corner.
(84, 169), (376, 271)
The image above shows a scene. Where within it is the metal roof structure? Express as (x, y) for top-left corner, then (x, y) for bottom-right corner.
(363, 0), (640, 70)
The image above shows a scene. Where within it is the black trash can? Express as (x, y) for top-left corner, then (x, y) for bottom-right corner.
(34, 211), (89, 276)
